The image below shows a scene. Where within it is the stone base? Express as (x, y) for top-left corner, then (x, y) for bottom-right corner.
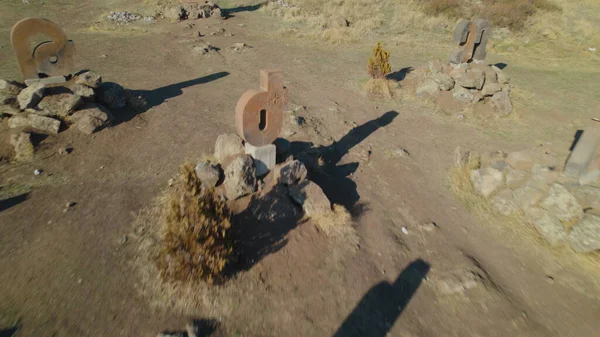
(245, 143), (276, 177)
(25, 75), (68, 87)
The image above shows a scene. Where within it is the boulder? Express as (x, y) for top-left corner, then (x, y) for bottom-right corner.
(224, 154), (256, 199)
(251, 185), (302, 224)
(539, 184), (583, 223)
(428, 59), (444, 74)
(431, 269), (480, 296)
(429, 73), (454, 91)
(448, 67), (466, 80)
(17, 83), (45, 110)
(164, 6), (185, 22)
(416, 79), (439, 98)
(469, 167), (504, 198)
(491, 65), (510, 84)
(513, 180), (546, 210)
(525, 207), (566, 247)
(69, 104), (113, 135)
(0, 104), (20, 116)
(8, 114), (61, 135)
(481, 82), (503, 97)
(194, 160), (222, 188)
(38, 93), (83, 117)
(453, 86), (478, 103)
(456, 68), (485, 90)
(214, 133), (244, 161)
(506, 168), (528, 189)
(491, 91), (513, 115)
(568, 214), (600, 253)
(491, 189), (519, 216)
(10, 132), (34, 162)
(275, 160), (307, 185)
(0, 79), (23, 95)
(530, 164), (559, 186)
(288, 180), (331, 217)
(97, 82), (127, 109)
(75, 71), (102, 88)
(70, 84), (95, 99)
(483, 66), (498, 84)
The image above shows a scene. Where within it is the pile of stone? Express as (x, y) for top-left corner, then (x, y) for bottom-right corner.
(194, 133), (335, 221)
(0, 72), (127, 162)
(163, 1), (224, 22)
(415, 60), (513, 116)
(468, 145), (600, 253)
(107, 11), (157, 25)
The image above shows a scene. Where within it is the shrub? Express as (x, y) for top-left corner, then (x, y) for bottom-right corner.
(368, 42), (391, 79)
(155, 164), (232, 285)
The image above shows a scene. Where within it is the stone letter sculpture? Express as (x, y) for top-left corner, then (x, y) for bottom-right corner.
(11, 18), (75, 85)
(235, 69), (289, 176)
(449, 19), (490, 64)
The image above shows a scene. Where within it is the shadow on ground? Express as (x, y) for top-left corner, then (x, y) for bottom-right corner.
(223, 1), (267, 16)
(0, 327), (19, 337)
(0, 192), (29, 212)
(387, 67), (414, 82)
(115, 71), (230, 124)
(159, 318), (223, 337)
(333, 259), (430, 337)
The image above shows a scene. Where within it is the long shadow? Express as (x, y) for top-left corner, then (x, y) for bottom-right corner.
(115, 71), (230, 124)
(223, 2), (267, 15)
(0, 192), (29, 212)
(333, 259), (430, 337)
(386, 67), (414, 82)
(0, 327), (19, 337)
(294, 111), (398, 211)
(159, 318), (221, 337)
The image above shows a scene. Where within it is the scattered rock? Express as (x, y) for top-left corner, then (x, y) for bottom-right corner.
(490, 91), (513, 115)
(491, 189), (519, 216)
(230, 42), (250, 53)
(568, 214), (600, 253)
(38, 93), (83, 117)
(214, 133), (244, 161)
(97, 82), (127, 109)
(429, 73), (454, 91)
(432, 269), (480, 295)
(416, 79), (439, 98)
(506, 168), (528, 189)
(107, 11), (155, 25)
(70, 84), (95, 99)
(470, 167), (504, 198)
(193, 41), (216, 55)
(75, 71), (102, 88)
(540, 27), (558, 40)
(525, 207), (567, 247)
(69, 104), (113, 135)
(539, 184), (583, 223)
(224, 154), (256, 199)
(276, 160), (307, 185)
(8, 114), (61, 135)
(17, 83), (45, 110)
(194, 160), (222, 188)
(10, 132), (34, 162)
(210, 28), (226, 36)
(288, 180), (331, 217)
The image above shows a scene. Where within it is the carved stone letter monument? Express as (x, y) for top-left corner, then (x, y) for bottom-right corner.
(449, 18), (490, 65)
(235, 69), (288, 176)
(11, 18), (76, 86)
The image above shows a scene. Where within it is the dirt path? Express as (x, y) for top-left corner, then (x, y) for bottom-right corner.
(1, 3), (600, 337)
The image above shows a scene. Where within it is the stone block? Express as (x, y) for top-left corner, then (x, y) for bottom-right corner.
(245, 143), (276, 177)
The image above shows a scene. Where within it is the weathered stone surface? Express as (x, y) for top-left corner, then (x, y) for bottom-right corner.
(564, 129), (600, 179)
(97, 82), (126, 109)
(416, 79), (439, 98)
(428, 59), (444, 74)
(10, 132), (34, 162)
(38, 93), (83, 117)
(70, 84), (95, 98)
(75, 71), (102, 88)
(448, 67), (466, 80)
(470, 167), (504, 198)
(481, 82), (503, 96)
(491, 189), (519, 216)
(195, 160), (222, 188)
(483, 66), (498, 84)
(513, 180), (546, 210)
(531, 164), (559, 186)
(456, 68), (485, 90)
(0, 104), (20, 116)
(491, 65), (510, 84)
(506, 168), (528, 189)
(579, 169), (600, 186)
(69, 104), (113, 135)
(568, 214), (600, 253)
(506, 151), (534, 171)
(224, 154), (256, 199)
(453, 86), (476, 103)
(252, 185), (301, 224)
(0, 79), (23, 95)
(491, 91), (512, 115)
(429, 73), (454, 91)
(288, 180), (331, 217)
(571, 186), (600, 210)
(540, 184), (583, 223)
(525, 207), (567, 247)
(276, 160), (307, 185)
(17, 83), (45, 110)
(164, 6), (185, 22)
(8, 114), (60, 135)
(245, 143), (276, 177)
(214, 133), (244, 161)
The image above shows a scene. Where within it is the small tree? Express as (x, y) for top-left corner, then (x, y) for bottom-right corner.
(368, 42), (391, 79)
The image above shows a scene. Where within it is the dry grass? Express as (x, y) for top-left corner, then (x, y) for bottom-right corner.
(312, 204), (359, 249)
(154, 163), (232, 285)
(368, 42), (391, 79)
(364, 78), (396, 99)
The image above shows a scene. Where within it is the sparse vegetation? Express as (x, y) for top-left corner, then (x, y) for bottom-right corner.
(368, 42), (391, 79)
(155, 164), (232, 285)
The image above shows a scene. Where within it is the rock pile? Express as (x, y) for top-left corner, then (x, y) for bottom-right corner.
(162, 1), (225, 22)
(194, 133), (335, 222)
(467, 147), (600, 253)
(0, 72), (129, 162)
(414, 60), (513, 116)
(107, 11), (157, 25)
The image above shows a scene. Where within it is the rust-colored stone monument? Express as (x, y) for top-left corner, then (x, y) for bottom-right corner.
(10, 18), (75, 86)
(449, 19), (490, 64)
(235, 69), (288, 176)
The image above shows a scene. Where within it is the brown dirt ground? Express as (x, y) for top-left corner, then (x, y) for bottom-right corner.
(1, 1), (600, 336)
